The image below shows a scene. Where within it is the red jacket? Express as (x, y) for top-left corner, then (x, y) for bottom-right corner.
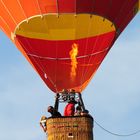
(64, 103), (75, 116)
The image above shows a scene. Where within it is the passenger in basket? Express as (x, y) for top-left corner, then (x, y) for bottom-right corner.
(74, 105), (82, 116)
(47, 106), (62, 117)
(64, 95), (77, 116)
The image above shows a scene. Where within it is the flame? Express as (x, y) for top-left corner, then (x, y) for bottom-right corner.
(69, 43), (78, 80)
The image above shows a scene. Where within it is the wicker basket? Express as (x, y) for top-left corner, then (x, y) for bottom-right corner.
(46, 116), (93, 140)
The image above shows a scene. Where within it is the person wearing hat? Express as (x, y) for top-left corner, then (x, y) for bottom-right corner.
(81, 110), (92, 118)
(47, 106), (61, 117)
(64, 93), (77, 116)
(74, 105), (82, 116)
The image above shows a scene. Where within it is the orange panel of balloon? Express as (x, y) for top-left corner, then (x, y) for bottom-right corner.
(0, 0), (139, 93)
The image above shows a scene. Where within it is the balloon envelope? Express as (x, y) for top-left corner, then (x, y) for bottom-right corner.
(0, 0), (139, 92)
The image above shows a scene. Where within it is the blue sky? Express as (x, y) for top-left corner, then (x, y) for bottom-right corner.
(0, 13), (140, 140)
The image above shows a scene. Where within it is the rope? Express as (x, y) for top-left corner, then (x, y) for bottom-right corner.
(0, 16), (12, 33)
(17, 35), (58, 92)
(16, 0), (28, 21)
(36, 0), (43, 17)
(79, 0), (135, 91)
(53, 16), (59, 93)
(80, 15), (103, 88)
(79, 14), (94, 90)
(40, 13), (59, 93)
(27, 48), (109, 60)
(94, 119), (140, 137)
(1, 0), (17, 25)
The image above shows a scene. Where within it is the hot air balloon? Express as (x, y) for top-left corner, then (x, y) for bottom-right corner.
(0, 0), (140, 140)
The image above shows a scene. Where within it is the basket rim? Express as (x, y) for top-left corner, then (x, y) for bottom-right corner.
(47, 115), (93, 121)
